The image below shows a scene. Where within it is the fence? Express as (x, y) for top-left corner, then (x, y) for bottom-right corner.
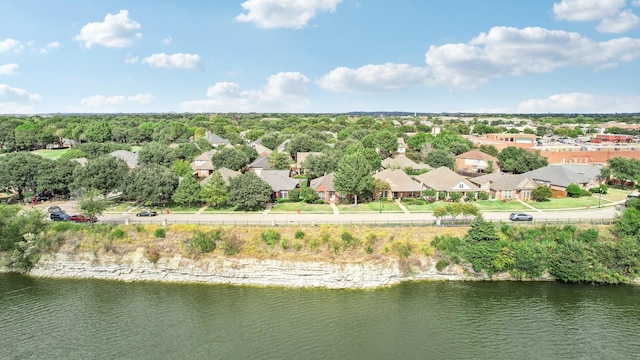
(97, 217), (615, 228)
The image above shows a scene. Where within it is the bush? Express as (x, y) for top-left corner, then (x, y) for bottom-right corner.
(189, 231), (217, 254)
(436, 258), (450, 271)
(294, 229), (305, 239)
(577, 228), (599, 244)
(220, 234), (244, 255)
(566, 183), (582, 198)
(478, 191), (490, 200)
(109, 228), (126, 240)
(261, 228), (281, 246)
(154, 228), (166, 238)
(390, 241), (411, 258)
(341, 230), (359, 248)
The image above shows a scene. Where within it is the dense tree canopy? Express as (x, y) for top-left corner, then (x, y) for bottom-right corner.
(121, 164), (179, 205)
(0, 152), (52, 199)
(227, 173), (272, 211)
(211, 147), (250, 171)
(497, 146), (548, 174)
(333, 149), (373, 205)
(71, 155), (130, 196)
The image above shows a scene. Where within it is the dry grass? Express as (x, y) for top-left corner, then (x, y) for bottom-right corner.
(53, 224), (470, 264)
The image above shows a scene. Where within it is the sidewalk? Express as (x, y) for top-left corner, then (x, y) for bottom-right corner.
(517, 199), (541, 212)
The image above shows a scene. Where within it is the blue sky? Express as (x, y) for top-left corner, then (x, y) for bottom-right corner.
(1, 0), (640, 114)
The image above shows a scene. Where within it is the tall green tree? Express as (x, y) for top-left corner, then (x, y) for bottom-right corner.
(84, 121), (113, 143)
(121, 164), (179, 205)
(463, 214), (499, 242)
(36, 159), (79, 198)
(227, 173), (272, 211)
(267, 151), (292, 170)
(334, 149), (373, 206)
(0, 152), (52, 200)
(200, 172), (228, 208)
(211, 147), (250, 171)
(77, 189), (109, 226)
(71, 156), (129, 196)
(172, 176), (202, 207)
(424, 149), (455, 170)
(138, 142), (176, 167)
(497, 146), (548, 174)
(607, 157), (640, 188)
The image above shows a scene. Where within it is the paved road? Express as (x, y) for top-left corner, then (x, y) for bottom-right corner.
(37, 200), (622, 226)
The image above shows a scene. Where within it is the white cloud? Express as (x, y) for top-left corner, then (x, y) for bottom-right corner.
(517, 92), (640, 113)
(317, 63), (431, 92)
(633, 0), (640, 6)
(553, 0), (624, 21)
(181, 71), (310, 112)
(0, 84), (41, 113)
(0, 38), (23, 53)
(32, 41), (62, 54)
(141, 53), (201, 69)
(0, 64), (19, 76)
(236, 0), (342, 29)
(74, 10), (142, 48)
(596, 9), (640, 32)
(124, 54), (139, 64)
(424, 26), (640, 88)
(80, 93), (152, 108)
(162, 36), (173, 45)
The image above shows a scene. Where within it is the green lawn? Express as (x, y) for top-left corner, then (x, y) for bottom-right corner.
(474, 200), (530, 211)
(337, 201), (402, 213)
(528, 196), (613, 210)
(598, 188), (634, 202)
(269, 202), (333, 214)
(105, 202), (138, 214)
(31, 148), (69, 160)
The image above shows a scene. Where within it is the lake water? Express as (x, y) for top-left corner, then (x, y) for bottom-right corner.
(1, 274), (639, 360)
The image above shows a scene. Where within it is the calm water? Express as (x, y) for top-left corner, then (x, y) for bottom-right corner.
(1, 274), (639, 360)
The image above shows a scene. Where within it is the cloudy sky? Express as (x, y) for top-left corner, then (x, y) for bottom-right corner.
(1, 0), (640, 114)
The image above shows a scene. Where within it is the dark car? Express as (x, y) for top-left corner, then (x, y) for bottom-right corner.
(136, 211), (158, 217)
(47, 205), (63, 213)
(50, 212), (70, 221)
(509, 212), (533, 221)
(35, 192), (53, 202)
(69, 214), (97, 223)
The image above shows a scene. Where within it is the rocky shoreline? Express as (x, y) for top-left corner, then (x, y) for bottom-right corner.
(19, 247), (496, 289)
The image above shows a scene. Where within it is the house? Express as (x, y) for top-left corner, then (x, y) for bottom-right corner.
(373, 169), (423, 200)
(276, 139), (291, 152)
(310, 173), (341, 203)
(396, 138), (407, 154)
(414, 166), (480, 200)
(199, 167), (240, 186)
(246, 155), (271, 177)
(204, 132), (231, 147)
(259, 170), (299, 200)
(523, 165), (595, 197)
(191, 149), (217, 178)
(469, 173), (536, 200)
(381, 155), (431, 172)
(455, 149), (499, 175)
(249, 138), (273, 157)
(109, 150), (138, 169)
(295, 152), (322, 174)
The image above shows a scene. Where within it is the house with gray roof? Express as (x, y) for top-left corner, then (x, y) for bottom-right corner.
(204, 132), (231, 147)
(381, 155), (431, 172)
(109, 150), (138, 169)
(469, 173), (536, 200)
(199, 167), (240, 186)
(413, 166), (480, 200)
(374, 169), (423, 200)
(259, 170), (299, 200)
(524, 165), (595, 196)
(247, 155), (271, 177)
(276, 139), (291, 152)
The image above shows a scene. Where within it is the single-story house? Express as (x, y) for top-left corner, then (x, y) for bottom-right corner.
(381, 155), (431, 172)
(109, 150), (138, 169)
(204, 132), (231, 147)
(374, 169), (423, 200)
(455, 149), (499, 175)
(414, 166), (481, 200)
(260, 170), (299, 200)
(469, 173), (536, 200)
(310, 173), (342, 203)
(199, 167), (240, 186)
(523, 164), (595, 197)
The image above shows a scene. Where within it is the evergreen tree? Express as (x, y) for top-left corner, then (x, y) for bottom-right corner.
(172, 176), (202, 207)
(200, 172), (229, 208)
(463, 215), (499, 242)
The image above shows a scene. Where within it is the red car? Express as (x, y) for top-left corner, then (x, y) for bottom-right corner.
(69, 214), (98, 223)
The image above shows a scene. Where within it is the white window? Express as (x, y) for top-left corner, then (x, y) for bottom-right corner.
(504, 190), (512, 199)
(281, 191), (288, 199)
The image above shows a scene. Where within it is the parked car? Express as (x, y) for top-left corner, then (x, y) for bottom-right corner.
(47, 205), (63, 213)
(50, 212), (70, 221)
(136, 211), (158, 217)
(625, 192), (639, 206)
(509, 212), (533, 221)
(35, 192), (53, 201)
(69, 214), (97, 223)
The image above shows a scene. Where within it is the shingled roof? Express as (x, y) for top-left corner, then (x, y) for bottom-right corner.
(413, 166), (479, 191)
(260, 170), (298, 192)
(374, 169), (422, 192)
(470, 173), (535, 191)
(524, 165), (591, 188)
